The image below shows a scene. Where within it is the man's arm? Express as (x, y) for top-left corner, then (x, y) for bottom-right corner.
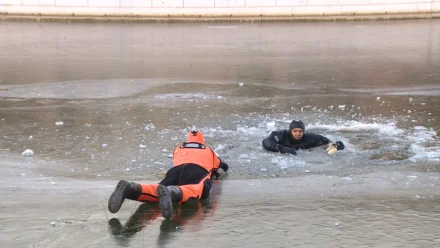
(210, 148), (229, 179)
(312, 134), (331, 147)
(262, 130), (297, 155)
(212, 157), (229, 179)
(219, 159), (229, 172)
(262, 131), (285, 152)
(305, 133), (344, 151)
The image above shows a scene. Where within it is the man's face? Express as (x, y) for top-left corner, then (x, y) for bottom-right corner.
(291, 128), (304, 140)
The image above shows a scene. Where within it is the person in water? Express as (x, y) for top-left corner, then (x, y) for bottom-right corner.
(108, 130), (229, 219)
(262, 120), (345, 155)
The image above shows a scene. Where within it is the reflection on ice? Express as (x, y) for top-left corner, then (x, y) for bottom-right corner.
(0, 79), (164, 99)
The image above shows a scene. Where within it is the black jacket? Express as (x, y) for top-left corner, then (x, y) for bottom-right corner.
(262, 130), (331, 152)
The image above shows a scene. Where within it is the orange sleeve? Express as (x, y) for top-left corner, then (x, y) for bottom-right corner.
(172, 145), (180, 167)
(212, 149), (221, 170)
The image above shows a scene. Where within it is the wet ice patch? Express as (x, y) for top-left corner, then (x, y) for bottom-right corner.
(21, 149), (34, 157)
(144, 123), (155, 130)
(175, 118), (439, 166)
(154, 93), (222, 100)
(309, 121), (403, 136)
(0, 79), (163, 99)
(205, 25), (241, 29)
(236, 126), (261, 136)
(195, 126), (260, 138)
(266, 121), (275, 129)
(400, 126), (439, 162)
(277, 159), (293, 170)
(407, 127), (437, 143)
(269, 155), (301, 169)
(414, 126), (428, 131)
(339, 85), (440, 96)
(214, 144), (225, 153)
(408, 144), (440, 163)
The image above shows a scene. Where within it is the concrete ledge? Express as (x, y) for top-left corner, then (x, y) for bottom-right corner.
(1, 4), (440, 22)
(1, 12), (439, 23)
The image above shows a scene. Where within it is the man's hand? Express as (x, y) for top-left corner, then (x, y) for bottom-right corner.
(276, 144), (297, 155)
(212, 170), (221, 179)
(284, 147), (297, 155)
(213, 168), (228, 180)
(220, 161), (229, 172)
(326, 141), (344, 155)
(326, 143), (337, 155)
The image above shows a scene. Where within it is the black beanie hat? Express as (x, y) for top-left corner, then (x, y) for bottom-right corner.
(289, 120), (305, 131)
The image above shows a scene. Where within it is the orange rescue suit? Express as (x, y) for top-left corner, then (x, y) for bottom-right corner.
(172, 131), (221, 174)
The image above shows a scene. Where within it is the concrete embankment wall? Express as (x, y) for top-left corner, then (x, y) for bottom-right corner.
(1, 0), (440, 22)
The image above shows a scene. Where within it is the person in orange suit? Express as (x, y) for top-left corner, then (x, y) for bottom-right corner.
(108, 183), (224, 246)
(108, 131), (229, 219)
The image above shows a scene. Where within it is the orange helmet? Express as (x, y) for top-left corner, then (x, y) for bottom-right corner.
(186, 131), (205, 144)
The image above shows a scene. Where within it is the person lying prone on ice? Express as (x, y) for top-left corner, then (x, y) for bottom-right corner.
(108, 131), (229, 219)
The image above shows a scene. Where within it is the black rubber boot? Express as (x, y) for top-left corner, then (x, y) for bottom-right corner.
(108, 218), (123, 236)
(108, 180), (142, 214)
(156, 185), (182, 220)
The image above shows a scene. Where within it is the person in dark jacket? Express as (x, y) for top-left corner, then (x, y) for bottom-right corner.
(262, 120), (345, 155)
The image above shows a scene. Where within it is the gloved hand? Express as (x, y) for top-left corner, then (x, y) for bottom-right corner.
(212, 170), (221, 179)
(335, 141), (345, 150)
(212, 161), (229, 179)
(275, 144), (297, 155)
(220, 161), (229, 172)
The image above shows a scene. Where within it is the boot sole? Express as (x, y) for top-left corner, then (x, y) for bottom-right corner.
(157, 185), (173, 219)
(108, 218), (123, 236)
(108, 180), (129, 214)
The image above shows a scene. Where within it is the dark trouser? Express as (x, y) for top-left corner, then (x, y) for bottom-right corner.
(136, 164), (213, 203)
